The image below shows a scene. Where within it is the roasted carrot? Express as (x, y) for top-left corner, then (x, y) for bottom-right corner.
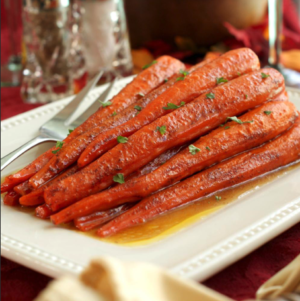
(74, 203), (135, 232)
(1, 56), (181, 192)
(35, 204), (54, 219)
(97, 117), (300, 237)
(32, 59), (224, 186)
(13, 180), (33, 196)
(19, 165), (79, 207)
(3, 191), (20, 206)
(50, 97), (295, 224)
(47, 68), (284, 213)
(79, 48), (260, 168)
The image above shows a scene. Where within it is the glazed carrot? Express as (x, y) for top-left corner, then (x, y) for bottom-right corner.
(50, 97), (295, 224)
(33, 59), (227, 186)
(74, 203), (135, 232)
(97, 117), (300, 237)
(19, 165), (79, 207)
(14, 180), (33, 196)
(47, 68), (284, 213)
(3, 191), (20, 206)
(79, 48), (260, 168)
(35, 204), (54, 219)
(1, 55), (182, 192)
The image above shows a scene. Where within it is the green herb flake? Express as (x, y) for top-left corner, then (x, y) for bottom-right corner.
(261, 72), (270, 79)
(134, 105), (142, 111)
(163, 101), (185, 110)
(226, 116), (254, 124)
(264, 111), (272, 115)
(138, 92), (145, 97)
(142, 60), (157, 70)
(219, 124), (224, 127)
(215, 196), (222, 201)
(52, 141), (64, 154)
(112, 111), (117, 116)
(99, 100), (112, 108)
(216, 77), (228, 85)
(245, 94), (248, 99)
(164, 79), (168, 83)
(68, 129), (74, 135)
(206, 146), (211, 151)
(189, 144), (201, 155)
(237, 72), (241, 76)
(113, 173), (125, 184)
(224, 126), (230, 129)
(156, 125), (167, 135)
(206, 93), (215, 99)
(179, 69), (190, 77)
(117, 136), (128, 144)
(176, 76), (185, 82)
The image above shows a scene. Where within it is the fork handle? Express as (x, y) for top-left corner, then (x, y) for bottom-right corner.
(1, 136), (57, 171)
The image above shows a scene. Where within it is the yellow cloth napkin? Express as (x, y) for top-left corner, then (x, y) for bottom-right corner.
(35, 255), (300, 301)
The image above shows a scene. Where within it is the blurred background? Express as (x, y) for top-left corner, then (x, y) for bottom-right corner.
(1, 0), (300, 109)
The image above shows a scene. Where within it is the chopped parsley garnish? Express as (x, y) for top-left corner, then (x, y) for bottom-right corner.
(156, 125), (167, 135)
(206, 146), (211, 151)
(164, 79), (168, 83)
(112, 111), (117, 116)
(68, 129), (73, 135)
(206, 93), (215, 99)
(134, 105), (142, 111)
(264, 111), (272, 115)
(176, 76), (185, 82)
(138, 92), (145, 97)
(216, 77), (228, 85)
(224, 126), (230, 129)
(99, 100), (112, 107)
(226, 116), (253, 124)
(179, 69), (190, 77)
(117, 136), (128, 143)
(245, 94), (248, 99)
(52, 141), (64, 154)
(237, 72), (241, 76)
(142, 60), (157, 70)
(215, 196), (222, 200)
(189, 144), (201, 155)
(163, 101), (185, 110)
(261, 72), (270, 79)
(113, 173), (125, 184)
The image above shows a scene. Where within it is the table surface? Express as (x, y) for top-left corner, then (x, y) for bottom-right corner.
(1, 86), (300, 301)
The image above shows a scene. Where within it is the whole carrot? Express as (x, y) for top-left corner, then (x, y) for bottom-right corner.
(46, 68), (284, 213)
(35, 204), (54, 219)
(1, 55), (181, 192)
(3, 191), (20, 206)
(79, 48), (260, 168)
(19, 165), (79, 207)
(97, 117), (300, 237)
(74, 203), (134, 232)
(50, 97), (294, 224)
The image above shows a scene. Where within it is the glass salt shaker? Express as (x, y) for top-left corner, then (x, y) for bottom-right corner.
(79, 0), (133, 80)
(22, 0), (86, 103)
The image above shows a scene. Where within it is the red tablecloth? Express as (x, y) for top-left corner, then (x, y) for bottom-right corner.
(1, 86), (300, 301)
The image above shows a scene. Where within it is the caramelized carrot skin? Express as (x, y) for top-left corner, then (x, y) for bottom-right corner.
(19, 165), (79, 206)
(2, 56), (180, 192)
(79, 48), (260, 167)
(3, 191), (20, 206)
(98, 118), (300, 237)
(47, 68), (284, 214)
(14, 180), (33, 196)
(50, 97), (295, 224)
(35, 204), (53, 219)
(74, 203), (134, 232)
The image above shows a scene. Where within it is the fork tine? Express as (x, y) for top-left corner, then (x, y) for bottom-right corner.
(72, 75), (119, 125)
(64, 70), (104, 126)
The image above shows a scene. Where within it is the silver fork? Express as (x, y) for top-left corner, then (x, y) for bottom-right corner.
(1, 71), (118, 171)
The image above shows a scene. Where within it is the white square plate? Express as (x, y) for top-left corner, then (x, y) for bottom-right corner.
(1, 78), (300, 281)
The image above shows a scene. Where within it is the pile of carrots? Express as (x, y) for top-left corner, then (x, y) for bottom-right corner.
(2, 48), (300, 238)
